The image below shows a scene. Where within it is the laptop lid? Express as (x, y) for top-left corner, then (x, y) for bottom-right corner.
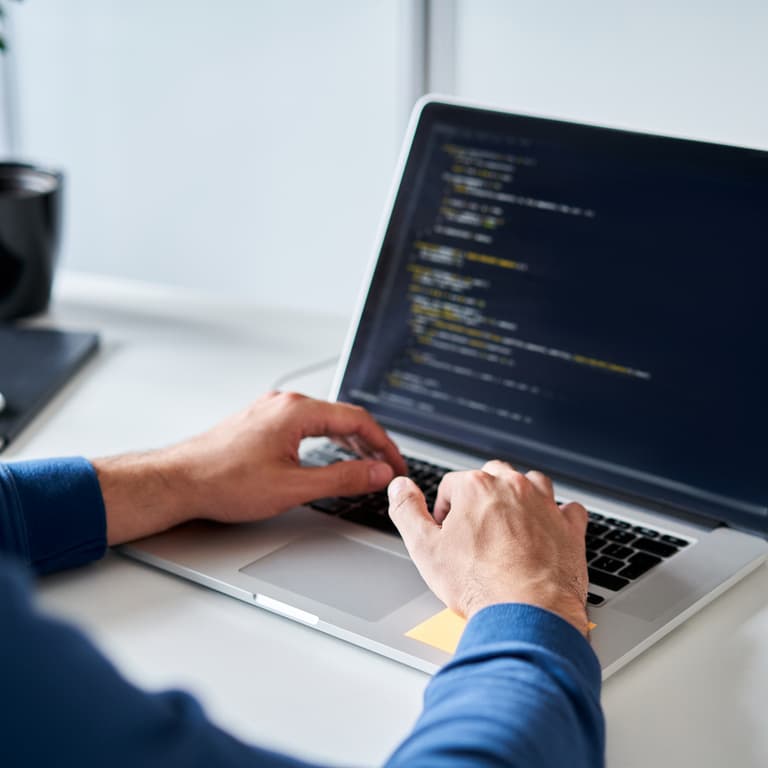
(333, 97), (767, 536)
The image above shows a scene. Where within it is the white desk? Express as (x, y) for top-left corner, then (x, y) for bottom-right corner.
(9, 272), (768, 767)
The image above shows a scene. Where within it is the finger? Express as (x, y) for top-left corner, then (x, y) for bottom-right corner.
(560, 500), (588, 531)
(292, 459), (394, 501)
(481, 459), (516, 477)
(525, 470), (555, 499)
(329, 434), (385, 460)
(388, 476), (439, 555)
(432, 470), (465, 524)
(330, 435), (359, 455)
(300, 400), (407, 475)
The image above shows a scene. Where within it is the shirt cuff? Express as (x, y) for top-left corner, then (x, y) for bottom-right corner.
(1, 457), (107, 574)
(456, 602), (602, 689)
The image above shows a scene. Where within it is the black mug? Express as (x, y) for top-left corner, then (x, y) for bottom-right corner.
(0, 163), (63, 321)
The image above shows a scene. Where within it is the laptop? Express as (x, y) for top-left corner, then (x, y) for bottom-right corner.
(121, 96), (767, 678)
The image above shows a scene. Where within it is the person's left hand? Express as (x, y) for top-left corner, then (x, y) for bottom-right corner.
(95, 391), (407, 544)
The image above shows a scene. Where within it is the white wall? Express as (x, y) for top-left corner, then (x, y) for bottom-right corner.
(453, 0), (768, 150)
(14, 1), (410, 314)
(12, 2), (768, 314)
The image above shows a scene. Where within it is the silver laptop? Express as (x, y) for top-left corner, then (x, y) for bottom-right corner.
(121, 96), (767, 678)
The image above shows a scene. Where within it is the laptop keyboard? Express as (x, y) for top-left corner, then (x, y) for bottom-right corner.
(302, 444), (690, 606)
(302, 444), (446, 532)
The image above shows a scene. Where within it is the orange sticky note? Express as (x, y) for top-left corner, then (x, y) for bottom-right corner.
(405, 609), (597, 654)
(405, 609), (467, 654)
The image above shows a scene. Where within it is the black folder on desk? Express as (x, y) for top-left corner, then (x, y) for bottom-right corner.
(0, 327), (99, 451)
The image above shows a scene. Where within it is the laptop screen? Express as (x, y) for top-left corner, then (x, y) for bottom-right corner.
(337, 100), (767, 533)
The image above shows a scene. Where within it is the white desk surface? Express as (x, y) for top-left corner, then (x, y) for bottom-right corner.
(8, 271), (768, 767)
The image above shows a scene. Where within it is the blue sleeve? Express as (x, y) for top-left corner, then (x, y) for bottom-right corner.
(0, 458), (107, 573)
(0, 458), (604, 767)
(386, 603), (605, 768)
(0, 561), (317, 768)
(0, 563), (604, 768)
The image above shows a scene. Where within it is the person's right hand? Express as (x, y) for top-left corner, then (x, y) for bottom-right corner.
(387, 460), (590, 635)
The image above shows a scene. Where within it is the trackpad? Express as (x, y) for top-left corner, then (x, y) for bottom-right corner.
(239, 533), (428, 622)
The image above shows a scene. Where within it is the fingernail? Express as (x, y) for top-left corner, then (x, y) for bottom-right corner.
(387, 475), (408, 501)
(369, 462), (393, 487)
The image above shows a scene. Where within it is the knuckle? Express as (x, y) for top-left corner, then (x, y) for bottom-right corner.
(467, 469), (495, 493)
(506, 472), (529, 492)
(482, 459), (514, 475)
(389, 487), (424, 522)
(526, 470), (554, 494)
(391, 486), (419, 511)
(343, 403), (366, 418)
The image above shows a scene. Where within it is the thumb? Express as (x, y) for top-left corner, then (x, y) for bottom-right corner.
(295, 459), (394, 501)
(388, 476), (439, 557)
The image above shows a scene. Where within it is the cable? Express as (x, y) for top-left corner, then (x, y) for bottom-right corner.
(269, 355), (340, 391)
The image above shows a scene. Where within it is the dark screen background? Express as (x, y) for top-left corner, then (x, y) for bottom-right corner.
(339, 102), (767, 532)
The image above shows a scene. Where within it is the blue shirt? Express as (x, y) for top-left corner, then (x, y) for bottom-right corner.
(0, 458), (605, 767)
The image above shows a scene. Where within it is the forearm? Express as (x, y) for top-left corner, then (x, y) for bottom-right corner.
(92, 449), (199, 546)
(386, 604), (605, 768)
(0, 451), (195, 573)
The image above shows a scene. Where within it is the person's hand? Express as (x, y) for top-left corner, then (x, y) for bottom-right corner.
(387, 461), (590, 635)
(95, 392), (406, 545)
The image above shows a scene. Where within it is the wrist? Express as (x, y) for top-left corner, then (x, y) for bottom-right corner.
(462, 583), (589, 636)
(93, 449), (194, 545)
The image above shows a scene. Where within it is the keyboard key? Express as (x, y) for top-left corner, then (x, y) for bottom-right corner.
(304, 448), (450, 537)
(618, 552), (662, 580)
(587, 592), (605, 606)
(633, 537), (678, 558)
(587, 522), (610, 537)
(605, 529), (636, 545)
(587, 511), (604, 521)
(592, 555), (624, 573)
(585, 534), (606, 551)
(586, 550), (600, 562)
(660, 534), (689, 547)
(588, 567), (630, 592)
(605, 518), (631, 529)
(632, 526), (659, 538)
(601, 543), (633, 560)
